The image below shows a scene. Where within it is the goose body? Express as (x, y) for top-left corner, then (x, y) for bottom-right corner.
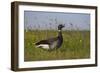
(35, 24), (64, 50)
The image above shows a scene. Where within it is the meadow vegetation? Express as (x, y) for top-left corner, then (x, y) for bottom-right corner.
(24, 30), (90, 61)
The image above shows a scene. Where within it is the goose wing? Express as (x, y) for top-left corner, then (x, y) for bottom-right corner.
(47, 37), (58, 43)
(35, 40), (50, 45)
(35, 37), (58, 45)
(35, 37), (58, 49)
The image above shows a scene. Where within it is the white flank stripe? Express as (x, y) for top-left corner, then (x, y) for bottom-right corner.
(36, 44), (50, 49)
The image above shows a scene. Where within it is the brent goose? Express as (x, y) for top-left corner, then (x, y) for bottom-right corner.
(35, 24), (65, 50)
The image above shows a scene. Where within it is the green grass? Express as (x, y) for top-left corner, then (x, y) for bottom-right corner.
(24, 30), (90, 61)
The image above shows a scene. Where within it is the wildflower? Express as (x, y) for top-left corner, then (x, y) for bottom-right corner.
(80, 40), (82, 42)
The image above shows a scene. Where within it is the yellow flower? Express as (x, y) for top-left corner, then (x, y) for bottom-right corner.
(80, 40), (82, 42)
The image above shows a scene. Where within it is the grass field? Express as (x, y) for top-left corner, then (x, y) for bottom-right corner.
(24, 30), (90, 61)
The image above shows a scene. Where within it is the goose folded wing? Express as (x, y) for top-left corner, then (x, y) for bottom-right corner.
(47, 37), (58, 43)
(35, 37), (58, 45)
(35, 40), (50, 45)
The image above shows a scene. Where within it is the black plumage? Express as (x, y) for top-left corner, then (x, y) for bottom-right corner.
(35, 24), (65, 50)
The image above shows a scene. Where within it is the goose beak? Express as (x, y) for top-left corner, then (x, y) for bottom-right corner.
(63, 24), (65, 27)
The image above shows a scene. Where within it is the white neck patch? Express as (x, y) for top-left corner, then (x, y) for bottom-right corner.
(58, 30), (61, 32)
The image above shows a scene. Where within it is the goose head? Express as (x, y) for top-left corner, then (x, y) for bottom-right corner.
(58, 24), (65, 30)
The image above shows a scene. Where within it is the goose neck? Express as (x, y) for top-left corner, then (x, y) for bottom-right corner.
(58, 30), (62, 37)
